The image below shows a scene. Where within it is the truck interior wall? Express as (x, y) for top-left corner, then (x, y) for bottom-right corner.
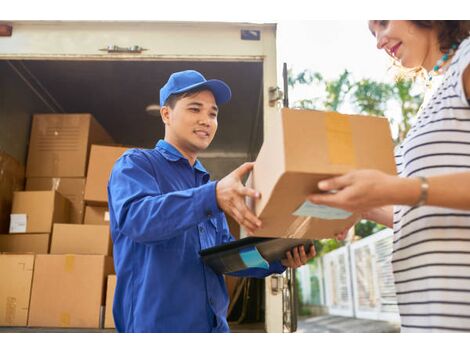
(0, 61), (54, 164)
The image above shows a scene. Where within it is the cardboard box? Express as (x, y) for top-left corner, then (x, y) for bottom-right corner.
(26, 177), (86, 224)
(10, 191), (70, 234)
(26, 114), (113, 177)
(0, 254), (35, 326)
(84, 145), (130, 205)
(28, 254), (114, 328)
(0, 150), (25, 233)
(249, 108), (396, 239)
(104, 274), (116, 329)
(0, 234), (50, 254)
(84, 206), (110, 225)
(50, 224), (112, 255)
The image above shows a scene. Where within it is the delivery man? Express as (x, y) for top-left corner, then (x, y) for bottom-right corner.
(107, 70), (315, 332)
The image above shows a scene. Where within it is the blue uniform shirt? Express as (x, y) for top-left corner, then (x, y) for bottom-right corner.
(107, 140), (285, 332)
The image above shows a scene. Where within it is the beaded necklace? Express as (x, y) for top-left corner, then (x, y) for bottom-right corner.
(427, 43), (458, 82)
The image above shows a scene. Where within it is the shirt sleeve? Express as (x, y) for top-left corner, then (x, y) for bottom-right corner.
(108, 150), (221, 244)
(218, 214), (286, 278)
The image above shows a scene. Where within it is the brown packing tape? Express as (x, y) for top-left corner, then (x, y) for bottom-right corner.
(60, 312), (71, 327)
(292, 217), (313, 238)
(285, 217), (310, 238)
(64, 255), (75, 273)
(325, 113), (356, 166)
(5, 297), (16, 325)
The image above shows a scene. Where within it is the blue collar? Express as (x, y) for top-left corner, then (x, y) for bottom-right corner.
(155, 140), (208, 174)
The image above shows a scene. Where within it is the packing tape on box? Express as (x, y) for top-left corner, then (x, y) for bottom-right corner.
(64, 255), (75, 273)
(60, 312), (71, 327)
(5, 297), (16, 324)
(325, 113), (356, 166)
(285, 217), (310, 238)
(239, 247), (269, 270)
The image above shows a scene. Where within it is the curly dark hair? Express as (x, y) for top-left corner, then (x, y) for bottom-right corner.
(410, 21), (470, 52)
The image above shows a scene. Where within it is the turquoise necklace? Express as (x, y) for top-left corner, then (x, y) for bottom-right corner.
(427, 43), (458, 82)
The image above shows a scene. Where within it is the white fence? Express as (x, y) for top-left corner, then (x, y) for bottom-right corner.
(298, 228), (400, 323)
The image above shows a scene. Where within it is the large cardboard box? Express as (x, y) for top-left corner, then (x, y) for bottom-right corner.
(0, 234), (50, 254)
(0, 254), (35, 326)
(26, 114), (113, 177)
(28, 254), (114, 328)
(84, 145), (130, 205)
(10, 191), (70, 234)
(26, 177), (86, 224)
(50, 224), (112, 255)
(0, 150), (25, 233)
(104, 274), (116, 329)
(84, 206), (110, 225)
(249, 108), (396, 239)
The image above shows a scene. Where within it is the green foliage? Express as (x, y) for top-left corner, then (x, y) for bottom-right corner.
(353, 79), (393, 116)
(355, 220), (386, 239)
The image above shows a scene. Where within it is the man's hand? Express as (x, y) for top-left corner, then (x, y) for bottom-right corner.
(281, 245), (316, 269)
(216, 162), (262, 235)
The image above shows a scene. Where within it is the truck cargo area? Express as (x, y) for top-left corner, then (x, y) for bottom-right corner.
(0, 59), (264, 179)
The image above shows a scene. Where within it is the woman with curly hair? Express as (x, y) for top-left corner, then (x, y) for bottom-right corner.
(309, 20), (470, 332)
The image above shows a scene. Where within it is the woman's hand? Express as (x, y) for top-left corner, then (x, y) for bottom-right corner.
(308, 169), (414, 213)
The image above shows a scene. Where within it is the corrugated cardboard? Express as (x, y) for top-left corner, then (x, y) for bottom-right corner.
(0, 150), (25, 233)
(26, 177), (86, 224)
(0, 254), (35, 326)
(84, 145), (130, 205)
(84, 206), (110, 225)
(104, 275), (116, 329)
(10, 191), (70, 234)
(0, 234), (50, 254)
(249, 108), (396, 239)
(50, 224), (112, 255)
(28, 254), (114, 328)
(26, 114), (113, 177)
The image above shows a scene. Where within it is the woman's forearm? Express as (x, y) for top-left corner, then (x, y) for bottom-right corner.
(390, 172), (470, 210)
(363, 206), (394, 228)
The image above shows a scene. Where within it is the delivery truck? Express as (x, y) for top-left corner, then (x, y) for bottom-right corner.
(0, 20), (294, 332)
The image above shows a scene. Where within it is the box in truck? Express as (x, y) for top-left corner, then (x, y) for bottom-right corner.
(10, 191), (70, 234)
(26, 114), (113, 178)
(26, 177), (86, 224)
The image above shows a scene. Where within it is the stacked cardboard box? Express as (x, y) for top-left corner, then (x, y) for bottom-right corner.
(84, 205), (110, 225)
(84, 144), (130, 205)
(1, 114), (121, 328)
(0, 254), (35, 326)
(28, 254), (114, 328)
(26, 178), (86, 224)
(104, 274), (116, 329)
(0, 150), (25, 233)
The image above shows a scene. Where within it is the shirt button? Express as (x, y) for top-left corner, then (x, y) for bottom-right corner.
(206, 210), (212, 218)
(198, 225), (204, 232)
(209, 298), (214, 305)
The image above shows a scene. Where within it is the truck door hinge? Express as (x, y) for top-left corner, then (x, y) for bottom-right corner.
(271, 274), (285, 295)
(268, 86), (284, 107)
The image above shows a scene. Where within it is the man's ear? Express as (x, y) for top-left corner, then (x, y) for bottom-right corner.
(160, 105), (170, 126)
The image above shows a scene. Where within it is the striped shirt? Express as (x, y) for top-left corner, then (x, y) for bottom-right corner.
(393, 36), (470, 333)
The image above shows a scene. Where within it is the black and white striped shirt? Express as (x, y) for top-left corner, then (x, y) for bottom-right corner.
(393, 36), (470, 333)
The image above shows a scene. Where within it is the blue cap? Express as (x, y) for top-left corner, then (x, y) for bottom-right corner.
(159, 70), (232, 107)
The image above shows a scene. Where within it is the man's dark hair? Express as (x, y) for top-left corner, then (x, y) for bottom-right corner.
(164, 87), (212, 109)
